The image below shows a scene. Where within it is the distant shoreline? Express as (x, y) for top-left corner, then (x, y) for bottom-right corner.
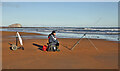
(0, 26), (120, 29)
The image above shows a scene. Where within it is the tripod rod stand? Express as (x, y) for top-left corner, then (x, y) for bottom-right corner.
(70, 33), (86, 50)
(70, 33), (98, 51)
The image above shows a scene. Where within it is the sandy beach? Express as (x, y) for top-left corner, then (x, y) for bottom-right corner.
(1, 31), (118, 69)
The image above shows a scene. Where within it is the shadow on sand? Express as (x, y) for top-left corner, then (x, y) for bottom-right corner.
(33, 43), (43, 51)
(61, 44), (71, 50)
(8, 43), (13, 50)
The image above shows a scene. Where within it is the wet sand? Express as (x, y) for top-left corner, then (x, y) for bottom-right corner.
(1, 31), (118, 69)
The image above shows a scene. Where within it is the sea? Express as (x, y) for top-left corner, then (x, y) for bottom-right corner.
(1, 27), (120, 42)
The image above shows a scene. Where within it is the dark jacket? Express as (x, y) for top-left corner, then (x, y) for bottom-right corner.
(48, 34), (59, 45)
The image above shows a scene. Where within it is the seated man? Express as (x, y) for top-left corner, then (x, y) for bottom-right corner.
(48, 31), (60, 51)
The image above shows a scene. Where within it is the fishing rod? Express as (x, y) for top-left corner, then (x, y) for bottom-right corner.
(70, 17), (102, 51)
(87, 37), (98, 51)
(70, 33), (86, 50)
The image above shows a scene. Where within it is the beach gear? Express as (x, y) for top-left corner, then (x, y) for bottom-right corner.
(9, 32), (24, 50)
(70, 33), (98, 51)
(47, 43), (56, 51)
(11, 44), (18, 50)
(70, 33), (86, 50)
(42, 45), (47, 51)
(17, 32), (23, 45)
(47, 44), (60, 52)
(9, 43), (24, 50)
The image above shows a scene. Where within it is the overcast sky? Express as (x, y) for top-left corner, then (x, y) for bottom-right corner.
(2, 1), (118, 27)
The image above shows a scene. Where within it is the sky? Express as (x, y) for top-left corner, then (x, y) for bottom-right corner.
(2, 2), (118, 27)
(1, 0), (120, 2)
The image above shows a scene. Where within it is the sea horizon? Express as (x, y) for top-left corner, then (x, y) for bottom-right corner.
(0, 27), (119, 42)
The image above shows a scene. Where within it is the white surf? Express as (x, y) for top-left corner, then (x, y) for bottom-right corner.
(17, 32), (23, 46)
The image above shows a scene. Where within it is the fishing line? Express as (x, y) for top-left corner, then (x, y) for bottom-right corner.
(94, 17), (102, 26)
